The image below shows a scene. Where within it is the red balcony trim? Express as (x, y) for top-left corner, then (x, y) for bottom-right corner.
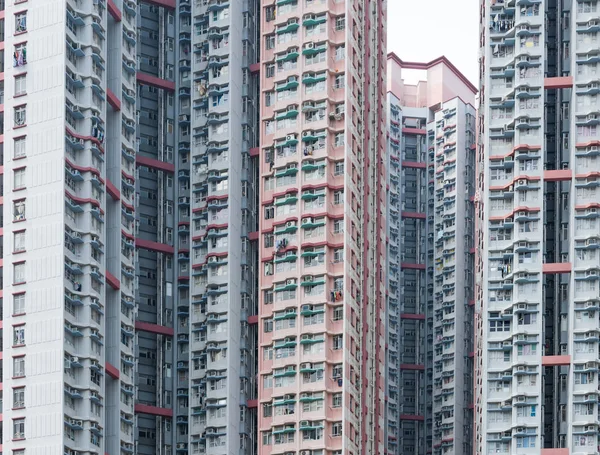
(400, 364), (425, 371)
(489, 143), (541, 160)
(402, 127), (426, 135)
(248, 315), (258, 324)
(249, 147), (259, 157)
(122, 200), (135, 211)
(544, 169), (572, 181)
(249, 63), (260, 73)
(542, 355), (571, 366)
(65, 127), (104, 153)
(468, 299), (475, 306)
(206, 194), (228, 202)
(122, 229), (134, 240)
(106, 179), (120, 201)
(136, 155), (175, 173)
(540, 450), (569, 455)
(248, 231), (259, 241)
(65, 158), (104, 181)
(135, 238), (175, 255)
(489, 174), (540, 190)
(400, 313), (425, 320)
(105, 362), (120, 379)
(544, 76), (573, 89)
(106, 88), (121, 111)
(489, 206), (540, 221)
(401, 161), (427, 169)
(107, 0), (121, 21)
(134, 403), (173, 417)
(543, 262), (572, 274)
(576, 140), (600, 148)
(401, 263), (426, 270)
(136, 72), (175, 91)
(247, 399), (258, 408)
(106, 271), (120, 290)
(135, 321), (174, 337)
(65, 190), (102, 210)
(401, 211), (426, 219)
(399, 414), (425, 421)
(469, 247), (475, 254)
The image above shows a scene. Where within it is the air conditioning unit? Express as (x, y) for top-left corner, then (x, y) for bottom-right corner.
(286, 134), (296, 141)
(591, 146), (599, 152)
(209, 256), (218, 263)
(284, 394), (294, 400)
(302, 334), (312, 340)
(518, 179), (526, 185)
(517, 366), (525, 372)
(302, 131), (314, 137)
(300, 420), (310, 427)
(303, 217), (314, 224)
(206, 428), (215, 434)
(288, 18), (298, 24)
(304, 14), (315, 20)
(304, 275), (314, 282)
(302, 305), (312, 311)
(288, 75), (297, 83)
(286, 221), (295, 227)
(518, 304), (527, 309)
(286, 278), (296, 285)
(518, 211), (527, 216)
(301, 363), (311, 369)
(301, 392), (310, 398)
(516, 427), (524, 433)
(284, 337), (292, 343)
(517, 396), (526, 402)
(72, 357), (79, 363)
(301, 451), (311, 455)
(177, 444), (186, 449)
(503, 341), (512, 346)
(517, 334), (526, 340)
(287, 105), (297, 112)
(587, 425), (596, 431)
(304, 42), (315, 50)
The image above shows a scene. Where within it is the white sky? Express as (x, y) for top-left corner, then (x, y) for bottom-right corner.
(387, 0), (480, 87)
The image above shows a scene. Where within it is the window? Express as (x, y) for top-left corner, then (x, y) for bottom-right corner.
(13, 418), (25, 439)
(13, 356), (25, 377)
(333, 306), (343, 321)
(14, 137), (26, 159)
(13, 262), (25, 284)
(333, 334), (343, 350)
(13, 200), (25, 221)
(333, 219), (344, 234)
(14, 168), (26, 190)
(334, 133), (345, 147)
(333, 190), (343, 205)
(14, 43), (27, 68)
(331, 421), (342, 437)
(14, 231), (25, 253)
(13, 449), (25, 455)
(14, 105), (26, 126)
(335, 16), (345, 31)
(13, 293), (25, 315)
(13, 326), (25, 346)
(13, 387), (25, 408)
(332, 393), (342, 408)
(15, 74), (26, 96)
(266, 35), (275, 50)
(334, 74), (345, 89)
(15, 12), (27, 33)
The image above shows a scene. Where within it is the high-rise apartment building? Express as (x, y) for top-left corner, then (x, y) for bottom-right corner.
(476, 0), (599, 453)
(256, 0), (387, 454)
(385, 55), (477, 455)
(1, 0), (260, 453)
(187, 0), (260, 453)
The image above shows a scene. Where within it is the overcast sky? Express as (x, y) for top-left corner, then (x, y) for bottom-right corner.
(387, 0), (480, 86)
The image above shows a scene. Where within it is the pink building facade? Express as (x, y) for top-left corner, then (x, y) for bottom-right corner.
(257, 0), (387, 454)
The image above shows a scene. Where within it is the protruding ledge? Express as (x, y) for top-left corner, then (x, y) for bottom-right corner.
(544, 76), (573, 89)
(542, 263), (572, 274)
(542, 355), (571, 366)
